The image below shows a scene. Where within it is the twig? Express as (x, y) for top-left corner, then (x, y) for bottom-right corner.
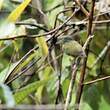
(67, 19), (110, 28)
(6, 53), (62, 84)
(54, 8), (72, 28)
(74, 1), (95, 110)
(64, 58), (81, 110)
(1, 17), (110, 41)
(15, 22), (49, 32)
(0, 11), (75, 41)
(74, 0), (89, 17)
(5, 46), (39, 83)
(36, 54), (63, 74)
(83, 75), (110, 85)
(6, 57), (41, 84)
(1, 19), (110, 41)
(64, 2), (92, 109)
(56, 26), (77, 38)
(91, 41), (110, 68)
(83, 35), (94, 51)
(55, 27), (76, 104)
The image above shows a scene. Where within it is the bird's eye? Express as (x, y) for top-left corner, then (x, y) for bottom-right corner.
(80, 51), (86, 57)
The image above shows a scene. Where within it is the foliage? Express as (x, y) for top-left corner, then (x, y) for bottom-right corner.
(0, 0), (110, 110)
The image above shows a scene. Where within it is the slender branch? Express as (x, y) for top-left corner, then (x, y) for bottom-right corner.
(64, 1), (94, 109)
(91, 41), (110, 68)
(0, 11), (75, 41)
(74, 0), (89, 17)
(83, 35), (94, 51)
(88, 19), (110, 24)
(5, 46), (38, 83)
(36, 54), (63, 74)
(83, 75), (110, 85)
(6, 53), (63, 84)
(74, 1), (95, 110)
(15, 22), (49, 32)
(1, 19), (110, 41)
(64, 58), (81, 110)
(6, 57), (41, 84)
(56, 26), (77, 38)
(54, 8), (72, 28)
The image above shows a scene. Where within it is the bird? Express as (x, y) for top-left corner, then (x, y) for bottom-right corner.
(57, 37), (86, 58)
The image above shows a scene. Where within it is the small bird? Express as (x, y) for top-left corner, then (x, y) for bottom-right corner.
(57, 37), (86, 58)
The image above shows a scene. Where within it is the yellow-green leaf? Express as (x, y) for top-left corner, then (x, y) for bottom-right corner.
(14, 79), (49, 104)
(36, 85), (44, 103)
(7, 0), (31, 22)
(0, 0), (4, 10)
(36, 37), (48, 56)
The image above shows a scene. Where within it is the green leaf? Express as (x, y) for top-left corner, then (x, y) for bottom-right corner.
(35, 85), (44, 103)
(14, 78), (49, 104)
(62, 78), (70, 98)
(0, 83), (15, 107)
(0, 62), (19, 83)
(83, 85), (101, 110)
(99, 95), (110, 110)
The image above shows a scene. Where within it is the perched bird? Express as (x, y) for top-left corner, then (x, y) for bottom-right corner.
(57, 37), (86, 58)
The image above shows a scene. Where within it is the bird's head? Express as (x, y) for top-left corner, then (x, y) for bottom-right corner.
(57, 37), (86, 58)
